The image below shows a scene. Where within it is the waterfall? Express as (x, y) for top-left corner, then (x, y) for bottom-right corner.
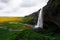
(34, 0), (49, 29)
(35, 8), (43, 28)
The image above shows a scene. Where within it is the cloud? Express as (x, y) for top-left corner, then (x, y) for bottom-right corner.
(0, 0), (49, 17)
(21, 0), (49, 7)
(0, 0), (9, 3)
(21, 0), (38, 7)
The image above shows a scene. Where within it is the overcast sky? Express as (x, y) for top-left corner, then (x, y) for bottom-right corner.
(0, 0), (49, 17)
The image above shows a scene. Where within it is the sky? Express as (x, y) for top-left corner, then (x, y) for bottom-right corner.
(0, 0), (49, 17)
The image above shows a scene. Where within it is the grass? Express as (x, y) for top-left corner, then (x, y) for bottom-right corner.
(0, 17), (33, 40)
(0, 17), (23, 23)
(0, 17), (32, 40)
(14, 29), (60, 40)
(0, 22), (24, 30)
(0, 17), (60, 40)
(0, 29), (20, 40)
(0, 24), (60, 40)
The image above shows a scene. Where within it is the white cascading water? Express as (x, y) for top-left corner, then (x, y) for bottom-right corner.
(34, 0), (49, 28)
(35, 8), (43, 28)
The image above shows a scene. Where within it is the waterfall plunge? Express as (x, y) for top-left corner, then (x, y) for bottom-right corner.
(34, 0), (49, 28)
(35, 8), (43, 28)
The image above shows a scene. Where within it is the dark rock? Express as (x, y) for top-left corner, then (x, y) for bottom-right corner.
(25, 0), (60, 31)
(34, 27), (43, 33)
(43, 0), (60, 28)
(25, 9), (41, 25)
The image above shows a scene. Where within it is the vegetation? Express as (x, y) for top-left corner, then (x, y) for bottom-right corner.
(0, 28), (60, 40)
(14, 29), (60, 40)
(22, 17), (33, 24)
(0, 17), (23, 23)
(0, 29), (20, 40)
(0, 17), (60, 40)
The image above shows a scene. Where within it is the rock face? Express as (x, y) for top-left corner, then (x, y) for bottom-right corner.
(25, 9), (41, 25)
(43, 0), (60, 28)
(25, 0), (60, 29)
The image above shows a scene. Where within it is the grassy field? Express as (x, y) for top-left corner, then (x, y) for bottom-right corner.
(0, 17), (60, 40)
(0, 17), (32, 30)
(0, 28), (60, 40)
(0, 17), (33, 40)
(0, 17), (23, 40)
(0, 17), (23, 23)
(0, 29), (20, 40)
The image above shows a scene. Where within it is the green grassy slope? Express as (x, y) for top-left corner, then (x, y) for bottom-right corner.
(14, 29), (60, 40)
(0, 17), (60, 40)
(0, 27), (60, 40)
(0, 29), (20, 40)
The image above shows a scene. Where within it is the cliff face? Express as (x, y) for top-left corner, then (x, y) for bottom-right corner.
(25, 9), (41, 25)
(25, 0), (60, 29)
(43, 0), (60, 28)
